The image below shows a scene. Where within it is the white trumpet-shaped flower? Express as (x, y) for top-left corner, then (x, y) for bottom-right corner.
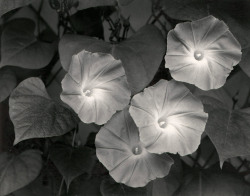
(129, 79), (208, 156)
(165, 15), (242, 90)
(61, 50), (131, 125)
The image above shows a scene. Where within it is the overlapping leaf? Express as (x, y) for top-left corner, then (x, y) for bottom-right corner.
(175, 167), (250, 196)
(159, 0), (250, 48)
(75, 0), (134, 10)
(50, 143), (96, 190)
(59, 25), (166, 94)
(0, 68), (17, 102)
(9, 77), (79, 144)
(0, 19), (56, 69)
(0, 0), (34, 17)
(205, 107), (250, 166)
(0, 150), (42, 196)
(100, 177), (148, 196)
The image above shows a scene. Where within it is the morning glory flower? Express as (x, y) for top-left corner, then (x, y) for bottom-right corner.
(60, 50), (131, 125)
(165, 15), (242, 90)
(95, 107), (174, 187)
(129, 79), (208, 156)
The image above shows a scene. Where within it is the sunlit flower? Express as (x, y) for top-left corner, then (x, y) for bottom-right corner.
(60, 50), (131, 125)
(129, 79), (208, 156)
(95, 107), (174, 187)
(165, 15), (242, 90)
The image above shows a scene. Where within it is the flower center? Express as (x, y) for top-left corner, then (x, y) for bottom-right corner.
(132, 146), (142, 155)
(158, 120), (167, 128)
(194, 50), (204, 61)
(83, 89), (92, 97)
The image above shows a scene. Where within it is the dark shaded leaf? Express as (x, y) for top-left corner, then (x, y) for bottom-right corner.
(159, 0), (250, 48)
(159, 0), (207, 21)
(0, 0), (34, 17)
(76, 0), (116, 10)
(67, 175), (103, 196)
(205, 106), (250, 166)
(59, 25), (165, 94)
(70, 8), (104, 38)
(100, 176), (147, 196)
(174, 167), (250, 196)
(0, 150), (42, 196)
(0, 19), (56, 69)
(0, 68), (17, 102)
(150, 155), (183, 196)
(118, 0), (134, 6)
(50, 143), (96, 190)
(240, 47), (250, 78)
(9, 77), (78, 144)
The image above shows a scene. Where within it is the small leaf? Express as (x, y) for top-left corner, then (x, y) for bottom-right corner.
(50, 143), (96, 190)
(100, 177), (148, 196)
(0, 19), (56, 69)
(9, 77), (78, 144)
(0, 150), (42, 196)
(175, 167), (250, 196)
(0, 0), (34, 17)
(0, 68), (17, 102)
(205, 107), (250, 165)
(59, 25), (166, 94)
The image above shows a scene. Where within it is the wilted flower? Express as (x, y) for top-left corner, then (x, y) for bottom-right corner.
(95, 107), (174, 187)
(61, 50), (131, 125)
(129, 79), (208, 156)
(165, 15), (242, 90)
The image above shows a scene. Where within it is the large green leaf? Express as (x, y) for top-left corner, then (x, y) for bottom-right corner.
(0, 19), (56, 69)
(0, 150), (42, 196)
(174, 167), (250, 196)
(9, 77), (78, 145)
(0, 68), (17, 102)
(59, 25), (165, 94)
(49, 143), (96, 190)
(0, 0), (34, 17)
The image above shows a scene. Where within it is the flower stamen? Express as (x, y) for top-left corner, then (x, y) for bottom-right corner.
(194, 50), (204, 61)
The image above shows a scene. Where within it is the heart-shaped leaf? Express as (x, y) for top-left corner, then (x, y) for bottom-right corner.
(9, 77), (78, 144)
(59, 25), (165, 94)
(0, 150), (42, 196)
(205, 103), (250, 166)
(0, 68), (17, 102)
(0, 0), (34, 17)
(0, 19), (56, 69)
(49, 143), (96, 190)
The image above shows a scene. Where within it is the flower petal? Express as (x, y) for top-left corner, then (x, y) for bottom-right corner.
(129, 79), (208, 156)
(61, 50), (131, 125)
(95, 108), (174, 187)
(165, 15), (242, 90)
